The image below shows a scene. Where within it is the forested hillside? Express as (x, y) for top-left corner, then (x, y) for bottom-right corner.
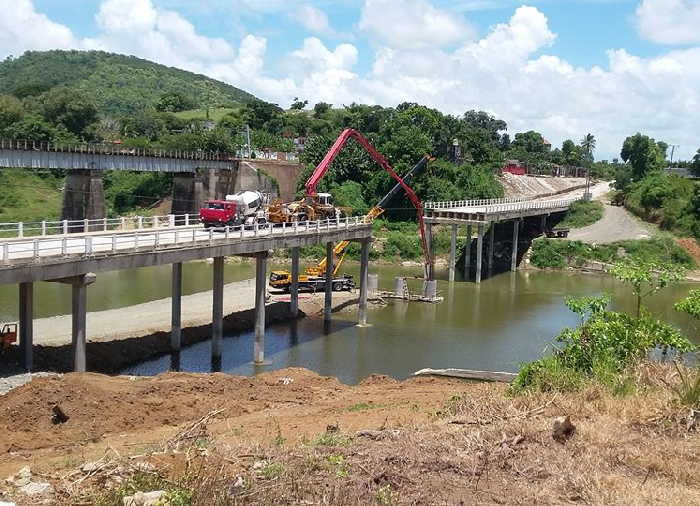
(0, 50), (255, 115)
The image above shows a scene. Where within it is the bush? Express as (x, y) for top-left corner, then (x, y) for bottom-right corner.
(559, 200), (604, 228)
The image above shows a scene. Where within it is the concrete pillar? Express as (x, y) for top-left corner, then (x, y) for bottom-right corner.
(290, 247), (300, 317)
(254, 253), (268, 364)
(448, 224), (457, 283)
(541, 215), (547, 235)
(172, 172), (206, 222)
(18, 282), (33, 371)
(61, 170), (106, 232)
(324, 242), (334, 321)
(476, 224), (484, 284)
(71, 277), (93, 372)
(488, 223), (496, 275)
(212, 257), (224, 361)
(171, 262), (182, 352)
(358, 239), (370, 327)
(426, 223), (434, 280)
(511, 220), (520, 272)
(464, 225), (472, 281)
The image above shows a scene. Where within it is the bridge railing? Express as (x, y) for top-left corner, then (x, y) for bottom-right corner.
(0, 214), (202, 239)
(424, 197), (531, 210)
(0, 216), (372, 264)
(482, 198), (581, 217)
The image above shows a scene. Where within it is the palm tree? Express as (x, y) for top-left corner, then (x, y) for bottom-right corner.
(580, 133), (596, 199)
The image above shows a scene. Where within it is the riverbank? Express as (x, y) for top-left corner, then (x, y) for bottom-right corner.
(0, 280), (369, 375)
(0, 364), (697, 505)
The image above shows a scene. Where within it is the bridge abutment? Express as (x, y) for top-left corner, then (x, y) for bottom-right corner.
(61, 170), (106, 232)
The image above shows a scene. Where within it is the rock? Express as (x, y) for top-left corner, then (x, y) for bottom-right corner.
(552, 416), (576, 443)
(6, 466), (31, 487)
(122, 490), (166, 506)
(19, 482), (53, 496)
(0, 501), (17, 506)
(51, 405), (69, 425)
(252, 461), (266, 471)
(232, 475), (245, 488)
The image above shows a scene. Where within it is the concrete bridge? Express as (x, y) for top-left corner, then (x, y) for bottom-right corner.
(424, 196), (581, 283)
(1, 216), (373, 374)
(0, 139), (303, 228)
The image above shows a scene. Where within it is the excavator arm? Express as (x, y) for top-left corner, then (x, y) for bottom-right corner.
(305, 129), (432, 276)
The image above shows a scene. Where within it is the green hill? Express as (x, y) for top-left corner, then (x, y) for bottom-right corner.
(0, 50), (257, 116)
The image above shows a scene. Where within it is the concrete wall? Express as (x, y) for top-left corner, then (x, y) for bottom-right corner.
(240, 159), (304, 202)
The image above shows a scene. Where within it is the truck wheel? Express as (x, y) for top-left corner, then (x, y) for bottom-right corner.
(332, 281), (343, 291)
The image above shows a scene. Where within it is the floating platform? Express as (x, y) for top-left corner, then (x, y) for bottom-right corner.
(376, 290), (443, 304)
(414, 368), (517, 383)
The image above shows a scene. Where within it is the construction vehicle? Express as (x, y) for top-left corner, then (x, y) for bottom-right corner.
(267, 192), (340, 223)
(269, 142), (432, 292)
(1, 322), (17, 351)
(200, 190), (267, 228)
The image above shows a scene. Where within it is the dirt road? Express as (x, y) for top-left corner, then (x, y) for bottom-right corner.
(568, 193), (653, 244)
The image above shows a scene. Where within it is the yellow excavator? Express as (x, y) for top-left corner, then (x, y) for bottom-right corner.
(269, 154), (431, 292)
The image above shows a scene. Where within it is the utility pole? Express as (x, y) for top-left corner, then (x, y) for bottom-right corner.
(669, 145), (680, 164)
(246, 124), (252, 159)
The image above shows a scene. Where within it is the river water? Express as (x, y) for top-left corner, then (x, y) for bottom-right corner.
(1, 262), (697, 384)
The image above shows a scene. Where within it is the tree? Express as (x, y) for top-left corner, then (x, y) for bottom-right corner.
(313, 102), (332, 117)
(690, 148), (700, 177)
(41, 87), (97, 137)
(562, 139), (581, 166)
(611, 260), (686, 317)
(290, 97), (308, 111)
(155, 92), (194, 113)
(580, 133), (596, 166)
(620, 133), (663, 180)
(0, 95), (24, 131)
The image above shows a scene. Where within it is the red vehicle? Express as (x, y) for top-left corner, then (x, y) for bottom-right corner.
(200, 200), (239, 228)
(1, 322), (17, 351)
(503, 160), (526, 175)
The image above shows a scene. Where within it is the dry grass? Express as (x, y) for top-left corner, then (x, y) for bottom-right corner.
(44, 363), (699, 506)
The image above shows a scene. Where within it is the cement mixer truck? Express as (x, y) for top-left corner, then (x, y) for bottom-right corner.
(199, 190), (268, 228)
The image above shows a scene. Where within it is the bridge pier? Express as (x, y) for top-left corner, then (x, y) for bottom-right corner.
(212, 257), (224, 363)
(426, 224), (434, 280)
(358, 238), (370, 327)
(476, 224), (484, 284)
(70, 274), (96, 372)
(61, 170), (106, 232)
(464, 225), (472, 282)
(290, 247), (300, 317)
(172, 172), (206, 220)
(511, 220), (520, 272)
(324, 242), (334, 321)
(171, 263), (182, 352)
(18, 282), (33, 371)
(487, 223), (496, 276)
(448, 224), (457, 283)
(254, 252), (268, 364)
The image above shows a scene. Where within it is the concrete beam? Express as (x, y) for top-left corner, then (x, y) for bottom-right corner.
(212, 257), (224, 361)
(290, 247), (300, 317)
(254, 252), (268, 364)
(18, 282), (33, 371)
(324, 242), (333, 322)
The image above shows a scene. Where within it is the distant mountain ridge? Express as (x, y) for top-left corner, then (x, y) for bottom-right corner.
(0, 50), (258, 116)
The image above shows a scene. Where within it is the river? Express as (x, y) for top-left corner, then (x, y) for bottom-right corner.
(1, 261), (697, 384)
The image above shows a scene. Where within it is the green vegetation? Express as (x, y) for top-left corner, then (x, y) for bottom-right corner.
(529, 237), (695, 270)
(174, 107), (237, 122)
(610, 260), (686, 317)
(0, 168), (63, 223)
(558, 200), (604, 228)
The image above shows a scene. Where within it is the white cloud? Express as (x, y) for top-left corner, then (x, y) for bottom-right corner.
(0, 0), (78, 59)
(636, 0), (700, 45)
(360, 0), (476, 50)
(291, 4), (335, 36)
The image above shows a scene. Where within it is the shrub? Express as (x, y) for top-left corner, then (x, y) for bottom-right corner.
(559, 200), (604, 228)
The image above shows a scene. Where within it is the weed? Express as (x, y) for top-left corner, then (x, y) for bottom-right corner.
(347, 402), (387, 412)
(376, 484), (399, 506)
(94, 471), (187, 506)
(328, 455), (349, 477)
(314, 432), (351, 447)
(259, 462), (285, 480)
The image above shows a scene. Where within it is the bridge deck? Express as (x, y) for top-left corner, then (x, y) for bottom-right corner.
(0, 218), (372, 284)
(424, 197), (579, 225)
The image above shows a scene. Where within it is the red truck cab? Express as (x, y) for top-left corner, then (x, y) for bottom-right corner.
(200, 200), (239, 228)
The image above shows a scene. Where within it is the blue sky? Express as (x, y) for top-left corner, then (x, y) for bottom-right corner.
(3, 0), (700, 160)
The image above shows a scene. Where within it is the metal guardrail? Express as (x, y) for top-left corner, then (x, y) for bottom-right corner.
(1, 216), (371, 265)
(424, 197), (531, 210)
(0, 214), (201, 239)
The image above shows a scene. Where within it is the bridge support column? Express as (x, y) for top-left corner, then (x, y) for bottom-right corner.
(324, 242), (334, 322)
(290, 247), (300, 317)
(358, 239), (370, 327)
(540, 215), (547, 235)
(426, 223), (434, 280)
(18, 282), (33, 372)
(212, 257), (224, 362)
(254, 252), (268, 364)
(464, 225), (472, 281)
(71, 274), (96, 372)
(172, 172), (206, 222)
(511, 220), (520, 272)
(171, 262), (182, 352)
(476, 224), (484, 284)
(488, 223), (496, 275)
(448, 224), (457, 283)
(61, 170), (106, 232)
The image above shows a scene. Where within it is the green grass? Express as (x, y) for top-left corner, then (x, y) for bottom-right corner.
(559, 200), (604, 229)
(174, 107), (237, 122)
(530, 237), (695, 270)
(0, 168), (63, 224)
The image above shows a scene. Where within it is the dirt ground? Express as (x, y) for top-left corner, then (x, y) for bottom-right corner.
(0, 365), (698, 505)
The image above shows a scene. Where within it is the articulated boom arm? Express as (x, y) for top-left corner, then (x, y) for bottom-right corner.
(305, 129), (432, 275)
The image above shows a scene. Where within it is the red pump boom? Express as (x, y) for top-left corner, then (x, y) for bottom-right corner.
(305, 128), (432, 277)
